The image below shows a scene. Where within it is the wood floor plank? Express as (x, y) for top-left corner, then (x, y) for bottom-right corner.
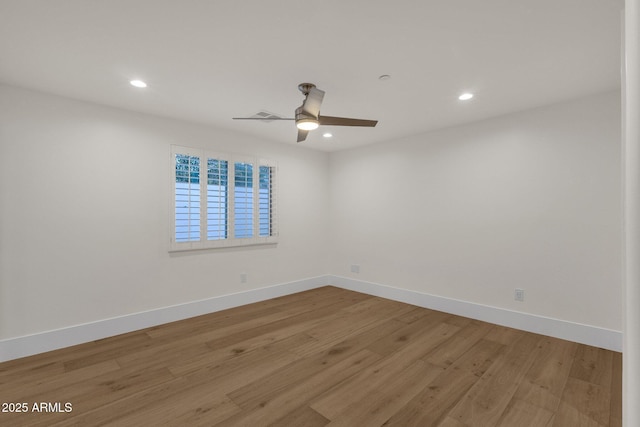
(609, 351), (622, 427)
(511, 336), (577, 414)
(496, 398), (555, 427)
(484, 324), (528, 346)
(381, 338), (504, 427)
(115, 308), (316, 369)
(311, 321), (459, 419)
(569, 344), (614, 387)
(447, 332), (543, 426)
(103, 383), (239, 426)
(54, 377), (241, 427)
(300, 298), (413, 342)
(62, 331), (153, 372)
(215, 349), (381, 426)
(394, 306), (435, 324)
(290, 298), (416, 357)
(202, 295), (367, 351)
(267, 406), (330, 427)
(0, 358), (66, 385)
(144, 286), (365, 341)
(555, 377), (612, 426)
(0, 286), (621, 427)
(226, 343), (376, 411)
(423, 319), (492, 368)
(553, 400), (606, 427)
(169, 331), (312, 378)
(365, 309), (452, 357)
(60, 336), (304, 426)
(437, 417), (467, 427)
(324, 360), (442, 427)
(116, 289), (370, 371)
(1, 360), (121, 402)
(1, 366), (175, 427)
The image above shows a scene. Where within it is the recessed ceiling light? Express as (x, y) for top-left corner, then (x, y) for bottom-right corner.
(323, 132), (333, 138)
(130, 79), (147, 88)
(378, 74), (391, 81)
(458, 93), (474, 101)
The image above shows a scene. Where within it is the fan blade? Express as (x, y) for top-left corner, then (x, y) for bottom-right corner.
(297, 129), (309, 143)
(301, 87), (325, 117)
(318, 115), (378, 127)
(233, 117), (294, 120)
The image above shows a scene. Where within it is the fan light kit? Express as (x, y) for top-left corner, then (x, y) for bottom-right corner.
(296, 118), (319, 131)
(234, 83), (378, 142)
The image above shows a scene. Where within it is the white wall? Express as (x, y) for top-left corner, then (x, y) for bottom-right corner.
(0, 84), (623, 352)
(329, 91), (622, 332)
(0, 84), (330, 340)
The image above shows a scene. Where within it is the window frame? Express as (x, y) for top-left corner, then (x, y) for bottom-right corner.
(170, 145), (278, 252)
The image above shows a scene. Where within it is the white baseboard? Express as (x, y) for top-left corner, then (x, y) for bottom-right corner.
(329, 275), (622, 352)
(0, 274), (621, 362)
(0, 275), (330, 363)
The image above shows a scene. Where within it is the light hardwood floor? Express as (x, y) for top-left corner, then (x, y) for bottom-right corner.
(0, 286), (622, 426)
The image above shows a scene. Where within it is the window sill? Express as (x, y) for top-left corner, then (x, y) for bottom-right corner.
(169, 237), (278, 253)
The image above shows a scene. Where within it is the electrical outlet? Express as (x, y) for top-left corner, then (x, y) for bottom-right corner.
(514, 288), (525, 302)
(350, 264), (360, 274)
(240, 273), (247, 284)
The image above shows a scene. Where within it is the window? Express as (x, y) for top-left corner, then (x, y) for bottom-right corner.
(171, 146), (277, 250)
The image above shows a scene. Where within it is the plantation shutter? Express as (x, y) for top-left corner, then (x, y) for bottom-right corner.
(259, 164), (277, 237)
(234, 161), (254, 238)
(174, 152), (201, 243)
(206, 158), (228, 240)
(171, 146), (277, 251)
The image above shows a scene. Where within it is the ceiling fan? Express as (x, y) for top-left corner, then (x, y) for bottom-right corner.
(233, 83), (378, 142)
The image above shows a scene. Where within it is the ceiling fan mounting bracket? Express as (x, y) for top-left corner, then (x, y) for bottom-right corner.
(297, 83), (316, 96)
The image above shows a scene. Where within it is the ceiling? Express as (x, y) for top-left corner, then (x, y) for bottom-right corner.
(0, 0), (624, 152)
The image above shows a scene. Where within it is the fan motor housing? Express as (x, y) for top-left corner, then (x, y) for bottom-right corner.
(295, 106), (316, 121)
